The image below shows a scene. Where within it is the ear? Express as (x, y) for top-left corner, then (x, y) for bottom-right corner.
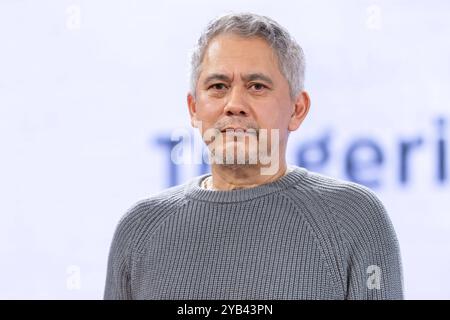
(187, 93), (198, 128)
(288, 91), (311, 131)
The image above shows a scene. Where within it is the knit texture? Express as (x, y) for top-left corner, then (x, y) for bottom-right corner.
(104, 165), (404, 300)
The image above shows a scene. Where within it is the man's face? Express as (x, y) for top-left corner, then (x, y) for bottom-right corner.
(188, 34), (307, 167)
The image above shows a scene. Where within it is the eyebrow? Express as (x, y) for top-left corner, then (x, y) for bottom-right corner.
(241, 73), (274, 86)
(203, 73), (232, 85)
(203, 72), (274, 86)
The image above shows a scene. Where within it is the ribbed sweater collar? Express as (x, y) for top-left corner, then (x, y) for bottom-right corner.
(184, 165), (307, 203)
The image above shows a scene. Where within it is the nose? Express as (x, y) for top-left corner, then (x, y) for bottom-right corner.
(223, 87), (250, 116)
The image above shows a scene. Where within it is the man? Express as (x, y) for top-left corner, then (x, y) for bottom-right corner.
(104, 12), (404, 299)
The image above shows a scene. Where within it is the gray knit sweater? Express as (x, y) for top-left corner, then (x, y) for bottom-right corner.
(104, 165), (403, 300)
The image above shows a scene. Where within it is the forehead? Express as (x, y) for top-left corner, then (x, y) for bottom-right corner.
(200, 34), (282, 78)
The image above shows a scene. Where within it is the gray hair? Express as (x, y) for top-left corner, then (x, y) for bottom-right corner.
(189, 12), (305, 100)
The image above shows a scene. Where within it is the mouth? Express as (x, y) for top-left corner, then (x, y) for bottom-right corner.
(220, 127), (257, 135)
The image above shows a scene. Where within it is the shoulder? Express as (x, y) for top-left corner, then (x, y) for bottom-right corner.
(291, 168), (397, 247)
(292, 170), (403, 298)
(110, 182), (190, 252)
(116, 182), (189, 234)
(301, 169), (387, 214)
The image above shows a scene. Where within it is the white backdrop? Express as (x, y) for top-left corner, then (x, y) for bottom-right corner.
(1, 0), (449, 299)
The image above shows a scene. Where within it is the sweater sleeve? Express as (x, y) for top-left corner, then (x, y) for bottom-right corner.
(337, 185), (404, 300)
(103, 203), (143, 300)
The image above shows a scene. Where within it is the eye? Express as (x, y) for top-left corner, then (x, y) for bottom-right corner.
(208, 83), (228, 91)
(249, 83), (268, 91)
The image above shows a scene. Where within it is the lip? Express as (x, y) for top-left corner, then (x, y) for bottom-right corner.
(220, 127), (249, 132)
(219, 127), (259, 138)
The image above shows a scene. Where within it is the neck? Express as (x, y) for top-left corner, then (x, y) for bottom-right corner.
(209, 161), (288, 191)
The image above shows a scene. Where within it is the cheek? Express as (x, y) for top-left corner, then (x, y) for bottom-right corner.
(257, 107), (291, 141)
(271, 100), (292, 128)
(194, 98), (223, 135)
(196, 96), (224, 119)
(256, 104), (286, 129)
